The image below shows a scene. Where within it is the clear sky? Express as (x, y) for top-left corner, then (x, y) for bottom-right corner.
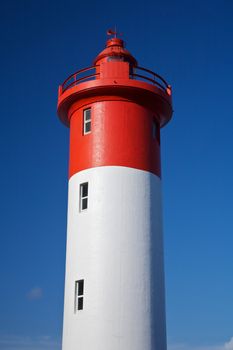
(0, 0), (233, 349)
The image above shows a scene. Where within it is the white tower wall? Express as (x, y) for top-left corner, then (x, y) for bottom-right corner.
(62, 166), (166, 350)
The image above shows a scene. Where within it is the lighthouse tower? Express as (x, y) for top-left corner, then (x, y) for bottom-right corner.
(57, 35), (172, 350)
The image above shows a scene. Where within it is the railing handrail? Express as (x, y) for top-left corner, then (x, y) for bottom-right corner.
(60, 64), (171, 96)
(135, 66), (169, 88)
(63, 73), (100, 92)
(62, 66), (99, 87)
(132, 73), (166, 92)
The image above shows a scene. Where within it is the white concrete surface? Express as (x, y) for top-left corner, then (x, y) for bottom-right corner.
(62, 166), (166, 350)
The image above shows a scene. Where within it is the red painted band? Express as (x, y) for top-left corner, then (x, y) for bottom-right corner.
(69, 99), (161, 179)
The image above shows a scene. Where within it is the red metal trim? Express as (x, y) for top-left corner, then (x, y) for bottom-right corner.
(57, 78), (173, 128)
(59, 65), (171, 96)
(62, 66), (100, 93)
(62, 66), (97, 86)
(132, 73), (166, 92)
(135, 66), (169, 87)
(63, 73), (100, 92)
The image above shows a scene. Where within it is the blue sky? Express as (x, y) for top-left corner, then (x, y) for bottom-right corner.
(0, 0), (233, 349)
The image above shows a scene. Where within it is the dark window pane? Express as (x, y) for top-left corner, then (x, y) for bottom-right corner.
(81, 183), (88, 197)
(78, 280), (84, 296)
(107, 56), (124, 62)
(78, 297), (83, 310)
(85, 121), (91, 133)
(153, 121), (157, 139)
(84, 109), (91, 121)
(82, 198), (88, 210)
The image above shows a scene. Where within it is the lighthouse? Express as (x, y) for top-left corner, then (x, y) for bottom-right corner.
(57, 35), (173, 350)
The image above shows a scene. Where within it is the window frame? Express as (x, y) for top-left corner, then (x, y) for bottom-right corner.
(152, 119), (157, 139)
(80, 182), (88, 212)
(83, 108), (91, 135)
(75, 279), (84, 312)
(152, 117), (160, 144)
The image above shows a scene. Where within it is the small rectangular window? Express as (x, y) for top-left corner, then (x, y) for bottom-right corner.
(80, 182), (88, 211)
(75, 280), (84, 312)
(152, 120), (157, 139)
(83, 108), (91, 135)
